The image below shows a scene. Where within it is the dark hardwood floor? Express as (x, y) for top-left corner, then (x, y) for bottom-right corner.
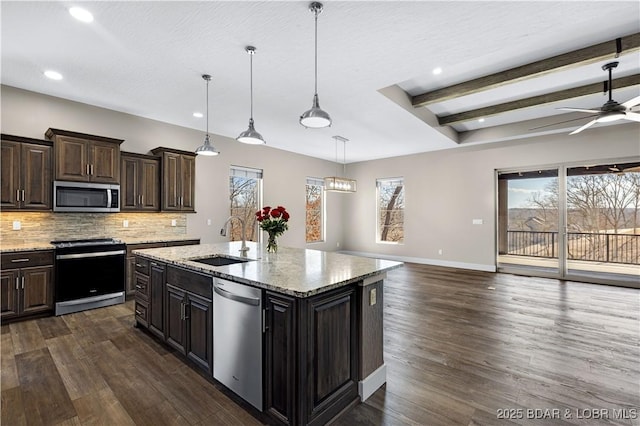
(2, 263), (639, 425)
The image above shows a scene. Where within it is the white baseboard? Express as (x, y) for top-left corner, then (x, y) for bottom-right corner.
(340, 250), (496, 272)
(359, 364), (386, 402)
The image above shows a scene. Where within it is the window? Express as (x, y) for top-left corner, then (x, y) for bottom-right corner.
(306, 177), (325, 243)
(377, 177), (404, 243)
(229, 166), (263, 242)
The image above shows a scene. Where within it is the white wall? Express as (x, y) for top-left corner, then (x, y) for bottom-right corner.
(342, 124), (640, 270)
(1, 85), (344, 250)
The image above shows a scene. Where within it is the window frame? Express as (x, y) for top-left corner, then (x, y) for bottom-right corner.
(229, 166), (263, 243)
(376, 177), (405, 244)
(305, 177), (325, 243)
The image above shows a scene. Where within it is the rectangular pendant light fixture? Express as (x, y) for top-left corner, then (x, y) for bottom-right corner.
(324, 135), (357, 193)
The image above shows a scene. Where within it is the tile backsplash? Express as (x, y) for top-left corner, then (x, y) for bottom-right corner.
(0, 212), (187, 245)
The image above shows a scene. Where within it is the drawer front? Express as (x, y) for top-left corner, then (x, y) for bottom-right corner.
(135, 298), (148, 327)
(127, 242), (166, 256)
(1, 250), (54, 269)
(134, 257), (150, 275)
(134, 272), (150, 300)
(166, 265), (212, 300)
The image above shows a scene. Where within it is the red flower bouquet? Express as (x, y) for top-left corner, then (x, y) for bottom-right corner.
(255, 205), (290, 252)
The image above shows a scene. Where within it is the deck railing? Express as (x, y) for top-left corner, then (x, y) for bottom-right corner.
(506, 231), (639, 265)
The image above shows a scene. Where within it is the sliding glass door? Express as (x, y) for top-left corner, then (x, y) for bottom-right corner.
(497, 169), (560, 277)
(497, 160), (640, 286)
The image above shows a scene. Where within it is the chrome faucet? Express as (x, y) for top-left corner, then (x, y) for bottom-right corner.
(220, 216), (250, 256)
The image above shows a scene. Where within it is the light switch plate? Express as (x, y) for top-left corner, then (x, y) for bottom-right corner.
(472, 219), (484, 225)
(123, 220), (129, 228)
(370, 288), (377, 306)
(171, 219), (177, 227)
(12, 220), (21, 230)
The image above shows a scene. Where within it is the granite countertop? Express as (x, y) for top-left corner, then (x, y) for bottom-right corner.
(133, 242), (403, 297)
(0, 236), (200, 253)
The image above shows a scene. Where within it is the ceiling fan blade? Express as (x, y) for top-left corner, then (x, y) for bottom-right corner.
(558, 107), (600, 113)
(569, 119), (597, 135)
(623, 111), (640, 122)
(622, 95), (640, 109)
(529, 115), (598, 131)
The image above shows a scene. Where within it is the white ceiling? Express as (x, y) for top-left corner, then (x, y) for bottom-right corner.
(2, 1), (639, 163)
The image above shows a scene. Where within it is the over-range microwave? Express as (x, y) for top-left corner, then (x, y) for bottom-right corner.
(53, 181), (120, 213)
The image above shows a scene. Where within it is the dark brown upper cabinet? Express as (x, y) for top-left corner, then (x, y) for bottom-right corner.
(1, 134), (52, 211)
(46, 128), (123, 184)
(151, 147), (196, 212)
(120, 151), (160, 211)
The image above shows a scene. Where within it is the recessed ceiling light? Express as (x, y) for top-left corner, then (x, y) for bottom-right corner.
(193, 112), (203, 118)
(478, 118), (485, 123)
(69, 7), (94, 23)
(44, 70), (63, 80)
(432, 67), (442, 75)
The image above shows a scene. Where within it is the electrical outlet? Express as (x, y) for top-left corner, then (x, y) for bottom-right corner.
(438, 249), (443, 255)
(337, 242), (340, 247)
(12, 220), (21, 230)
(370, 288), (377, 306)
(472, 219), (484, 225)
(207, 219), (212, 226)
(171, 219), (177, 227)
(122, 220), (129, 228)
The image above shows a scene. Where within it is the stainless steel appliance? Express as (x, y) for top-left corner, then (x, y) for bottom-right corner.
(213, 278), (263, 411)
(52, 238), (126, 315)
(53, 181), (120, 212)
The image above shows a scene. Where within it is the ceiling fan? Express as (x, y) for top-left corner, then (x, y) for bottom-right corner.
(558, 61), (640, 135)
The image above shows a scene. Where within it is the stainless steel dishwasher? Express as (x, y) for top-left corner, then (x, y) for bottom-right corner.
(213, 278), (263, 411)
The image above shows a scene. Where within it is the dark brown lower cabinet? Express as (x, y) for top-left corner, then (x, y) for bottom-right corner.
(265, 286), (359, 426)
(1, 251), (54, 322)
(164, 267), (213, 374)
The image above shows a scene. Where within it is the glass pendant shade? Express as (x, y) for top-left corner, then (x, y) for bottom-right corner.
(324, 135), (356, 193)
(324, 176), (356, 192)
(195, 134), (219, 156)
(195, 74), (220, 156)
(300, 94), (331, 128)
(237, 46), (266, 145)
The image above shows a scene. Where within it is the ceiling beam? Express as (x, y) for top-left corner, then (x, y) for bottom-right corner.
(438, 74), (640, 125)
(412, 33), (640, 107)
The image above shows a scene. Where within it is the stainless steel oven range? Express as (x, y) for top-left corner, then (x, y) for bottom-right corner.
(52, 238), (126, 315)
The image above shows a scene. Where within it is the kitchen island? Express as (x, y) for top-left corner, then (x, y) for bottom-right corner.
(133, 242), (402, 426)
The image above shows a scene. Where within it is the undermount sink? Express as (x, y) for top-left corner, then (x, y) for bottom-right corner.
(191, 255), (250, 267)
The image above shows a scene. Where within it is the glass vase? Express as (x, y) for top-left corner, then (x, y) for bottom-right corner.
(266, 232), (278, 253)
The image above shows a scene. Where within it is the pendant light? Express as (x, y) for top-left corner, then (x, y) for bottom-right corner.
(195, 74), (220, 156)
(300, 2), (332, 129)
(237, 46), (266, 145)
(324, 136), (356, 193)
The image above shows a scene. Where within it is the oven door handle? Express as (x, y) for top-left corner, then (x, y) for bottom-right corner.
(56, 250), (126, 260)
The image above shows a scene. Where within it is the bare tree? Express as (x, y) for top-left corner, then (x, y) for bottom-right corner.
(379, 183), (404, 242)
(229, 176), (259, 242)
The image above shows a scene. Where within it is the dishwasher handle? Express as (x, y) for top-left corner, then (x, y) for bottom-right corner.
(214, 284), (260, 306)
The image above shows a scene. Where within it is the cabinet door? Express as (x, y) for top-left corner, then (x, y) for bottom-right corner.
(21, 266), (53, 315)
(55, 136), (89, 182)
(0, 269), (20, 319)
(22, 143), (52, 210)
(140, 158), (160, 211)
(90, 141), (119, 183)
(185, 293), (212, 373)
(180, 155), (196, 212)
(120, 156), (140, 210)
(149, 262), (166, 339)
(0, 140), (21, 209)
(305, 287), (358, 423)
(165, 284), (186, 354)
(265, 292), (297, 424)
(162, 153), (181, 211)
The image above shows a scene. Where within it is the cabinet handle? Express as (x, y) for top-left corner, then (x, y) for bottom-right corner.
(91, 164), (94, 175)
(135, 310), (142, 316)
(141, 194), (144, 205)
(86, 164), (90, 175)
(15, 277), (19, 290)
(262, 309), (267, 333)
(180, 303), (185, 320)
(16, 189), (20, 202)
(21, 189), (25, 201)
(184, 304), (189, 320)
(21, 276), (24, 289)
(135, 284), (143, 290)
(135, 263), (143, 267)
(11, 258), (30, 263)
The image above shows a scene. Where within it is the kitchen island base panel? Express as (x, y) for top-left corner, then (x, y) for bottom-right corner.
(358, 363), (387, 402)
